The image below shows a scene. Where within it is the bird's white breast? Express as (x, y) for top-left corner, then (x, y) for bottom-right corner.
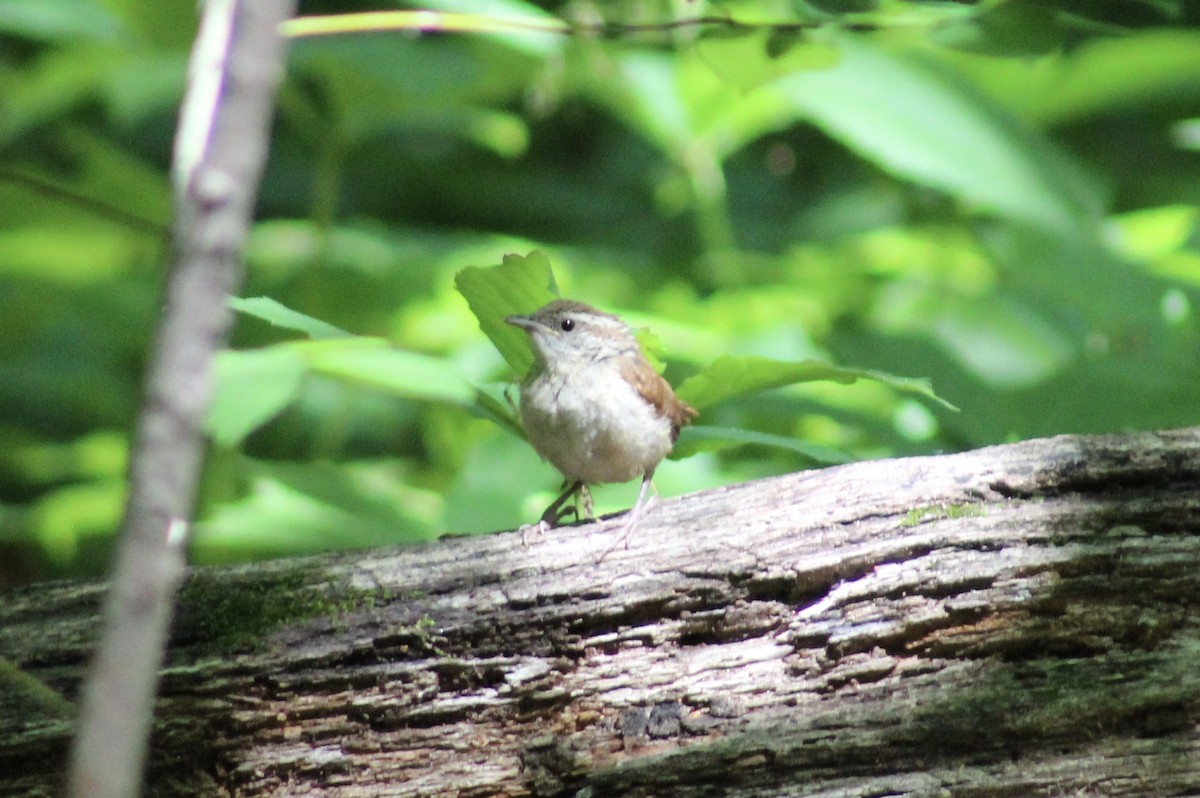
(519, 363), (675, 485)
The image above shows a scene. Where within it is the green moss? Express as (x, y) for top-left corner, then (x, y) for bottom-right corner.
(172, 565), (394, 653)
(912, 651), (1200, 750)
(0, 656), (75, 721)
(901, 502), (986, 527)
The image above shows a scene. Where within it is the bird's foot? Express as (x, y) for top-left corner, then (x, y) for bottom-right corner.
(519, 519), (551, 547)
(539, 503), (578, 528)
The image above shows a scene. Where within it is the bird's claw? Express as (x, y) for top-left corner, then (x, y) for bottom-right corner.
(519, 519), (551, 546)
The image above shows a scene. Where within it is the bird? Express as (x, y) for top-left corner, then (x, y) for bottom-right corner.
(505, 299), (697, 538)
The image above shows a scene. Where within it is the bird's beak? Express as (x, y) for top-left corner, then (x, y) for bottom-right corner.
(505, 314), (540, 331)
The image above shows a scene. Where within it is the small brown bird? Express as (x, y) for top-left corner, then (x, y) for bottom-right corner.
(506, 299), (697, 533)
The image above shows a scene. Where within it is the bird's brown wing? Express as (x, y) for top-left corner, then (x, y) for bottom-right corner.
(617, 355), (698, 442)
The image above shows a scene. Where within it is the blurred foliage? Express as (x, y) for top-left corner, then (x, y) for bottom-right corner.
(1, 0), (1199, 586)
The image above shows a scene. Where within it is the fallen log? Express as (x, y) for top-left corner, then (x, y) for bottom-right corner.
(3, 427), (1198, 796)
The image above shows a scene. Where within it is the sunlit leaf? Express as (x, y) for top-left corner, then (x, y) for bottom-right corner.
(305, 339), (477, 406)
(676, 354), (957, 411)
(3, 431), (127, 484)
(454, 250), (559, 376)
(932, 1), (1067, 56)
(193, 460), (438, 562)
(0, 225), (143, 282)
(928, 295), (1077, 390)
(696, 27), (840, 90)
(31, 479), (125, 566)
(613, 51), (690, 152)
(960, 30), (1200, 126)
(208, 347), (307, 447)
(457, 108), (530, 158)
(231, 296), (352, 340)
(0, 0), (122, 42)
(774, 35), (1100, 234)
(673, 425), (853, 463)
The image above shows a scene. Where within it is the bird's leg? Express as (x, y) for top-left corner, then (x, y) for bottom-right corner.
(540, 479), (584, 528)
(522, 480), (583, 545)
(620, 471), (656, 547)
(599, 471), (657, 559)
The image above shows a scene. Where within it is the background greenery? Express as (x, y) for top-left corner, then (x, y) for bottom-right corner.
(2, 0), (1198, 585)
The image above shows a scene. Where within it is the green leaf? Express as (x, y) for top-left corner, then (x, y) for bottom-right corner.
(193, 460), (437, 562)
(675, 354), (958, 411)
(305, 339), (476, 406)
(0, 0), (122, 42)
(774, 35), (1099, 234)
(962, 30), (1200, 126)
(928, 295), (1076, 390)
(30, 478), (125, 567)
(932, 0), (1068, 56)
(0, 225), (143, 282)
(673, 425), (853, 464)
(208, 347), (307, 447)
(696, 27), (841, 91)
(231, 296), (352, 340)
(454, 250), (559, 376)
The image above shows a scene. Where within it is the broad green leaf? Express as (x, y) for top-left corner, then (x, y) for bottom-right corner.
(454, 251), (559, 376)
(207, 347), (307, 447)
(632, 327), (667, 373)
(193, 460), (438, 562)
(101, 51), (188, 127)
(676, 354), (957, 411)
(3, 430), (126, 484)
(673, 425), (853, 464)
(31, 479), (125, 566)
(696, 27), (841, 91)
(456, 108), (530, 158)
(2, 48), (124, 145)
(615, 51), (693, 152)
(774, 35), (1099, 234)
(0, 225), (144, 282)
(231, 296), (352, 340)
(306, 339), (476, 406)
(58, 129), (172, 228)
(956, 30), (1200, 126)
(287, 30), (539, 142)
(932, 1), (1068, 56)
(928, 295), (1076, 389)
(1111, 205), (1198, 263)
(0, 0), (121, 42)
(99, 0), (199, 48)
(211, 333), (489, 444)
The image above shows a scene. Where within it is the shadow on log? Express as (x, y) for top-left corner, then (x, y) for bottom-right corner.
(3, 427), (1199, 796)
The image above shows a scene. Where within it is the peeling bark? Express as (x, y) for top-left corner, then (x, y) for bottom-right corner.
(3, 428), (1199, 797)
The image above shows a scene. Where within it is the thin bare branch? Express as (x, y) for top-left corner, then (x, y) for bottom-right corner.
(67, 2), (297, 797)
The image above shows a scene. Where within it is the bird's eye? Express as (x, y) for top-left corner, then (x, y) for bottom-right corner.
(560, 318), (575, 332)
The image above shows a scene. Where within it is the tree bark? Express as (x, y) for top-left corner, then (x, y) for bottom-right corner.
(3, 427), (1199, 797)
